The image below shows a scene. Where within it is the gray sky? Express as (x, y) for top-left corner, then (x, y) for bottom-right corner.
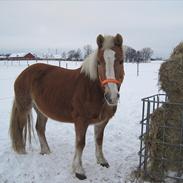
(0, 0), (183, 58)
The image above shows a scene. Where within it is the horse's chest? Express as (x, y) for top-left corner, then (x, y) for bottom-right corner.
(89, 103), (117, 124)
(72, 82), (117, 124)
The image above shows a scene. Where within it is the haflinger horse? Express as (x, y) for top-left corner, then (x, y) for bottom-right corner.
(10, 34), (125, 180)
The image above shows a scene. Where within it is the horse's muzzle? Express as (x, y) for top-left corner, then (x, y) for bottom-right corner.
(104, 92), (120, 106)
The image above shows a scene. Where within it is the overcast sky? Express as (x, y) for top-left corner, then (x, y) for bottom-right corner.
(0, 0), (183, 58)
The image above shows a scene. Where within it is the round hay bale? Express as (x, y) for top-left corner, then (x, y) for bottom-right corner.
(159, 44), (183, 102)
(146, 104), (183, 179)
(159, 59), (183, 102)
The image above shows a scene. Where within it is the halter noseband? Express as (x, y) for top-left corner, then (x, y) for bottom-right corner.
(99, 77), (122, 87)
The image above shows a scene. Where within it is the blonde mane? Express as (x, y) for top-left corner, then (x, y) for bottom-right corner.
(81, 35), (114, 80)
(81, 51), (98, 80)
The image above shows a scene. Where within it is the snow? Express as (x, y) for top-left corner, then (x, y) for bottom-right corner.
(0, 60), (163, 183)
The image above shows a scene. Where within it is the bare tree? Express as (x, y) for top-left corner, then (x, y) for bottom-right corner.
(124, 46), (136, 63)
(140, 47), (153, 62)
(74, 48), (82, 61)
(83, 44), (93, 58)
(67, 50), (76, 61)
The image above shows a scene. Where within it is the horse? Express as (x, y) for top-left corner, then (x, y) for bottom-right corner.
(9, 34), (125, 180)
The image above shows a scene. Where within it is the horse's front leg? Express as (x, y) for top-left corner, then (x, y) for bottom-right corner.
(94, 121), (110, 168)
(72, 120), (88, 180)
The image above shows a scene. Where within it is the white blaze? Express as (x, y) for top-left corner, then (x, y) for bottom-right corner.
(103, 49), (119, 104)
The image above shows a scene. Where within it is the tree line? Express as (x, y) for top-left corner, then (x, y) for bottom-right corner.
(124, 46), (153, 63)
(43, 45), (153, 62)
(41, 44), (153, 63)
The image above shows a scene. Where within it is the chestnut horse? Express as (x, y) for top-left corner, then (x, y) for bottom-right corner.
(10, 34), (125, 180)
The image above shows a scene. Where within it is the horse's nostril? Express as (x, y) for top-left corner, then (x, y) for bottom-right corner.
(117, 93), (120, 99)
(104, 93), (110, 101)
(104, 93), (113, 104)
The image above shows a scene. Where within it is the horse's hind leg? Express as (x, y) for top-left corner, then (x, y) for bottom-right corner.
(94, 121), (109, 168)
(34, 107), (50, 154)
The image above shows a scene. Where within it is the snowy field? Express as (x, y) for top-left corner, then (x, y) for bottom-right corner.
(0, 60), (163, 183)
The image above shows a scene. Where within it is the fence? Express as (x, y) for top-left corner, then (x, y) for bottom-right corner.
(0, 59), (82, 69)
(138, 94), (183, 182)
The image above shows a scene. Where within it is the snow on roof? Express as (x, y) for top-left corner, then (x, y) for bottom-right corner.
(53, 54), (62, 59)
(0, 55), (7, 58)
(9, 53), (28, 58)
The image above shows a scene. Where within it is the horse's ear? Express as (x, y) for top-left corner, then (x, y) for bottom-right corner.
(114, 34), (123, 47)
(97, 34), (104, 48)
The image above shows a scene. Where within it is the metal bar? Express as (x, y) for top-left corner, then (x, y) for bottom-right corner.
(143, 101), (151, 175)
(138, 160), (145, 167)
(138, 146), (145, 155)
(139, 132), (146, 140)
(142, 100), (183, 106)
(139, 99), (146, 169)
(140, 117), (148, 123)
(141, 94), (166, 101)
(153, 96), (156, 112)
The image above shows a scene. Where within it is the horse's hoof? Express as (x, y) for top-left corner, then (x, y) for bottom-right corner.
(40, 149), (51, 155)
(40, 152), (51, 155)
(17, 149), (26, 154)
(100, 162), (110, 168)
(75, 173), (87, 180)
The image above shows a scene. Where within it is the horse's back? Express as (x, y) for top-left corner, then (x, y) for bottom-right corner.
(15, 63), (80, 91)
(14, 63), (81, 121)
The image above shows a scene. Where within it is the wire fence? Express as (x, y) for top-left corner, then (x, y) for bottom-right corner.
(0, 59), (82, 69)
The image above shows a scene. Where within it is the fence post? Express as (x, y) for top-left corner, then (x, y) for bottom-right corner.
(137, 61), (139, 76)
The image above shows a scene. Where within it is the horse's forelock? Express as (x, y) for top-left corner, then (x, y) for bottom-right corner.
(102, 35), (114, 49)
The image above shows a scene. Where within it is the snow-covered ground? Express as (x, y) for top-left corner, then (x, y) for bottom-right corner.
(0, 60), (163, 183)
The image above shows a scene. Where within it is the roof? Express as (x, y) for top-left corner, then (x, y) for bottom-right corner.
(0, 55), (7, 58)
(9, 53), (32, 58)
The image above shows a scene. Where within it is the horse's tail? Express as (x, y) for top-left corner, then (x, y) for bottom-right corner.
(9, 98), (33, 154)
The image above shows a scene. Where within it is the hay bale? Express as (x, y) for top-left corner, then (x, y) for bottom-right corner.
(159, 42), (183, 102)
(146, 104), (183, 179)
(139, 42), (183, 181)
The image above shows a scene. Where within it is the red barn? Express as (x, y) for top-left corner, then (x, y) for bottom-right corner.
(9, 53), (36, 60)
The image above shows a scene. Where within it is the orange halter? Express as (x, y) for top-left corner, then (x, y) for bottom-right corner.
(99, 77), (122, 87)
